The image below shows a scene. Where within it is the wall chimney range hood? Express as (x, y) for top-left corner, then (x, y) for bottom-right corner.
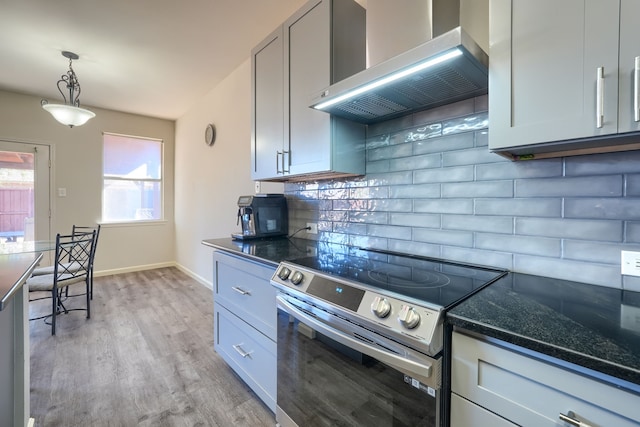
(310, 1), (489, 125)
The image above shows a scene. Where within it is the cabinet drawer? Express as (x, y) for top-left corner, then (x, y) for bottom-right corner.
(213, 251), (276, 340)
(452, 331), (640, 427)
(450, 394), (516, 427)
(215, 304), (276, 413)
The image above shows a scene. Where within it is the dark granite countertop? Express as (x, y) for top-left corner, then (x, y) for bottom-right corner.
(0, 253), (43, 310)
(448, 273), (640, 393)
(202, 237), (640, 392)
(202, 237), (321, 267)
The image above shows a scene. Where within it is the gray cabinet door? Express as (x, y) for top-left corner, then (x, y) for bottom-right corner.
(451, 332), (640, 427)
(251, 27), (285, 180)
(489, 0), (620, 151)
(285, 0), (332, 176)
(618, 0), (640, 133)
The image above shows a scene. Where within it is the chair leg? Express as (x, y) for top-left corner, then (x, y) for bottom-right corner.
(86, 279), (91, 319)
(51, 288), (57, 336)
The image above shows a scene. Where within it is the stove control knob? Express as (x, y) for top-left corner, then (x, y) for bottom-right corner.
(371, 296), (391, 318)
(290, 271), (304, 286)
(398, 305), (421, 329)
(277, 267), (291, 280)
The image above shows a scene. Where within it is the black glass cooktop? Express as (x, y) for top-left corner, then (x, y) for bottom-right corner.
(290, 249), (507, 309)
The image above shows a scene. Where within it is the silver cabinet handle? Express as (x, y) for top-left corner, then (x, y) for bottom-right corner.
(232, 344), (253, 358)
(276, 151), (282, 174)
(559, 411), (592, 427)
(282, 150), (290, 173)
(635, 56), (640, 122)
(231, 286), (251, 296)
(596, 67), (604, 128)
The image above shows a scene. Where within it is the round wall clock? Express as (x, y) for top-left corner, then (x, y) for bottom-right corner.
(205, 123), (216, 146)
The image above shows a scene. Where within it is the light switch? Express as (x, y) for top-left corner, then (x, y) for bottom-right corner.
(58, 188), (67, 197)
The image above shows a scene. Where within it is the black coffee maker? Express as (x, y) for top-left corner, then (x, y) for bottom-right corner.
(232, 194), (288, 240)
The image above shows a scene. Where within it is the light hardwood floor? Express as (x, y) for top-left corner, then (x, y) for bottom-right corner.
(28, 267), (276, 427)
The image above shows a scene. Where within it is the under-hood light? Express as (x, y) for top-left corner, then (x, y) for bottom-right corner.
(313, 48), (463, 110)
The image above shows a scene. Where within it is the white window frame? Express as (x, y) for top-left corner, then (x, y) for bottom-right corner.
(101, 132), (164, 224)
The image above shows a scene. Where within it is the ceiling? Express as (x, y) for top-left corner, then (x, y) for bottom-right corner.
(0, 0), (308, 120)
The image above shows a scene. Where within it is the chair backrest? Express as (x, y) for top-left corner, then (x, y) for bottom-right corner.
(54, 230), (96, 281)
(72, 224), (101, 267)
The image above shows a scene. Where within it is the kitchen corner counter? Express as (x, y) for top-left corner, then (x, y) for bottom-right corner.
(202, 237), (320, 267)
(448, 273), (640, 393)
(203, 237), (640, 394)
(1, 252), (43, 311)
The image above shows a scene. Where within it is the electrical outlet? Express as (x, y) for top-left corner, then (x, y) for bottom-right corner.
(306, 222), (318, 234)
(621, 251), (640, 276)
(254, 181), (261, 194)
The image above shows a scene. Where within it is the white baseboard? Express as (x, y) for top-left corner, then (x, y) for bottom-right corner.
(175, 264), (213, 289)
(94, 261), (176, 277)
(92, 262), (213, 290)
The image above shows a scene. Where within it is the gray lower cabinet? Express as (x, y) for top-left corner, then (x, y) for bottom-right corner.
(212, 250), (277, 412)
(489, 0), (640, 158)
(251, 0), (366, 181)
(450, 394), (515, 427)
(451, 331), (640, 427)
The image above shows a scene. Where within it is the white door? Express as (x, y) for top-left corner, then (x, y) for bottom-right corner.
(0, 140), (51, 242)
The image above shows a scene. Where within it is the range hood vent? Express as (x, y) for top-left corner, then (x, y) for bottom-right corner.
(310, 2), (489, 125)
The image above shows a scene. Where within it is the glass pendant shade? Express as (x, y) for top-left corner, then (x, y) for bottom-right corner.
(42, 103), (96, 127)
(42, 51), (96, 128)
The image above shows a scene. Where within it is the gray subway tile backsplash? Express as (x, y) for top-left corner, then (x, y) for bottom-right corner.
(414, 165), (474, 184)
(475, 233), (561, 257)
(513, 255), (621, 288)
(283, 96), (639, 289)
(564, 198), (640, 219)
(442, 180), (513, 198)
(514, 175), (623, 197)
(627, 222), (640, 243)
(442, 214), (513, 234)
(515, 218), (623, 242)
(565, 151), (640, 176)
(475, 198), (562, 217)
(626, 174), (640, 196)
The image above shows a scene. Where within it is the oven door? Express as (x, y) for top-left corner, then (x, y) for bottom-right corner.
(276, 294), (441, 427)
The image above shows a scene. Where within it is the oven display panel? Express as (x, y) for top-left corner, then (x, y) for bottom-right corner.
(307, 281), (365, 311)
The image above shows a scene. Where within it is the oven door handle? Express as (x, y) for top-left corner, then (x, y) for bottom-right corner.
(277, 295), (438, 387)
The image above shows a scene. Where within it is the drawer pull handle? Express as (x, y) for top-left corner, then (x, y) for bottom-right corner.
(232, 344), (253, 358)
(559, 411), (592, 427)
(231, 286), (251, 296)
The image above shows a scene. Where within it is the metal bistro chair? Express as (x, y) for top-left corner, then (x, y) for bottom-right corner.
(69, 225), (100, 299)
(30, 224), (101, 299)
(27, 230), (96, 335)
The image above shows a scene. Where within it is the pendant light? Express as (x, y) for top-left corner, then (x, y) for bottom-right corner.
(41, 51), (96, 127)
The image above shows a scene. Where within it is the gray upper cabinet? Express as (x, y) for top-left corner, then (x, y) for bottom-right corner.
(489, 0), (640, 158)
(251, 28), (284, 181)
(618, 0), (640, 134)
(251, 0), (366, 181)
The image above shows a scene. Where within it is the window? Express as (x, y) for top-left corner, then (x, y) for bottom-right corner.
(102, 133), (163, 222)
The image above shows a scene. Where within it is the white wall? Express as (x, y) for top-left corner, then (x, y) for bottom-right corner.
(0, 89), (175, 274)
(174, 59), (283, 285)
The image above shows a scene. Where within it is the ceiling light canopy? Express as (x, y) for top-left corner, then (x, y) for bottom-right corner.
(41, 51), (95, 128)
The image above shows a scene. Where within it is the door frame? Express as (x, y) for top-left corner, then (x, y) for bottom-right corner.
(0, 139), (52, 242)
